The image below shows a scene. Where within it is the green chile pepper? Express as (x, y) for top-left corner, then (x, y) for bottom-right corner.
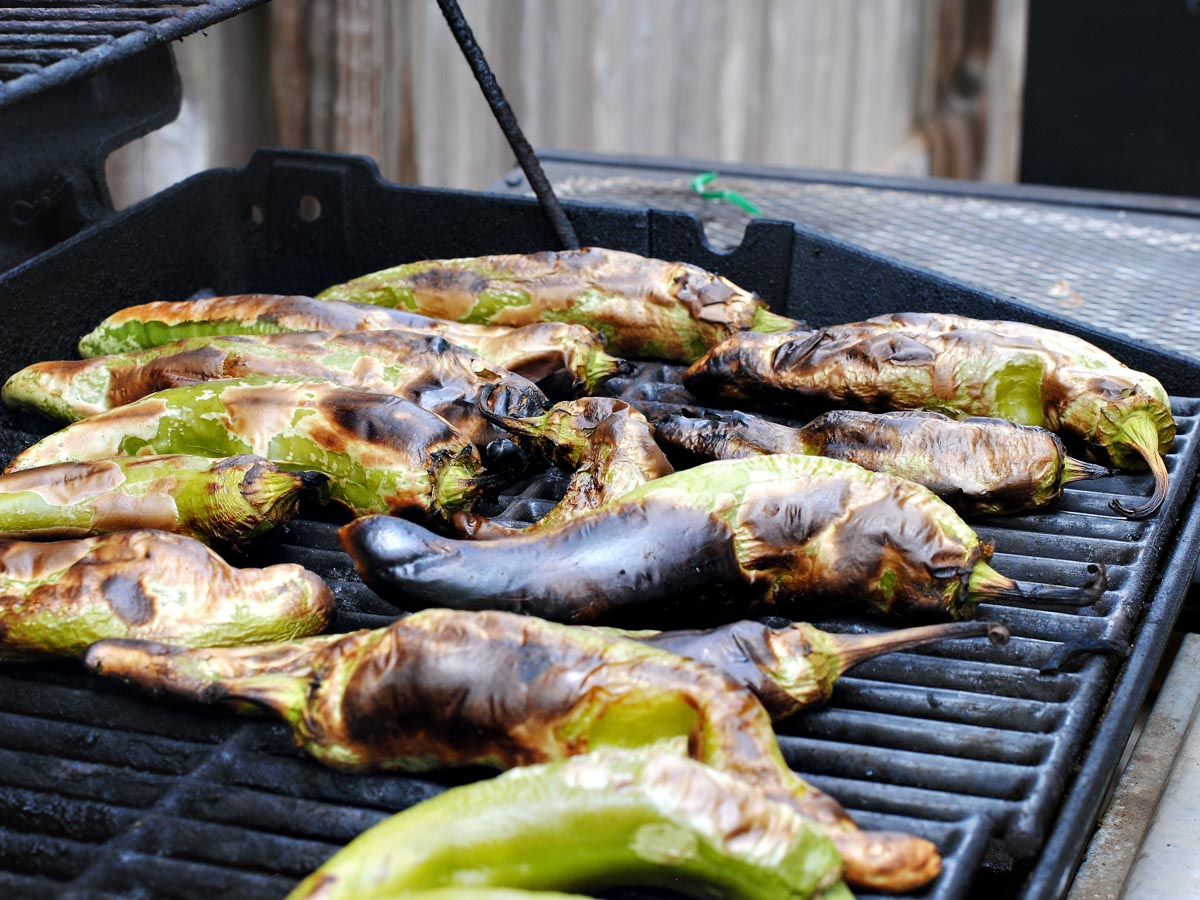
(76, 295), (625, 393)
(0, 529), (334, 660)
(614, 618), (1008, 720)
(84, 608), (940, 891)
(0, 454), (323, 544)
(655, 408), (1112, 516)
(285, 749), (846, 900)
(684, 313), (1176, 517)
(4, 330), (548, 447)
(315, 247), (799, 363)
(6, 376), (486, 525)
(343, 454), (1101, 623)
(458, 394), (673, 537)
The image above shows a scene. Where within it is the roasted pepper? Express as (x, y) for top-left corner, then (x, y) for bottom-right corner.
(343, 454), (1100, 623)
(655, 408), (1111, 516)
(684, 313), (1176, 517)
(76, 295), (625, 393)
(85, 608), (940, 891)
(616, 618), (1008, 720)
(0, 529), (333, 660)
(457, 394), (673, 537)
(0, 454), (323, 545)
(6, 376), (486, 525)
(3, 330), (548, 447)
(315, 247), (799, 363)
(286, 748), (846, 900)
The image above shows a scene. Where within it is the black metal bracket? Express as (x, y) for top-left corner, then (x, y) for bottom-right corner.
(0, 43), (182, 271)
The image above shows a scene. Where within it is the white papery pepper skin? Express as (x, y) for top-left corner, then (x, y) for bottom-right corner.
(84, 608), (941, 892)
(685, 312), (1176, 517)
(5, 376), (487, 526)
(0, 529), (334, 660)
(316, 247), (799, 363)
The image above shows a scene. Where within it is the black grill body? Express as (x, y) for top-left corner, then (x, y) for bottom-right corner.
(0, 149), (1198, 900)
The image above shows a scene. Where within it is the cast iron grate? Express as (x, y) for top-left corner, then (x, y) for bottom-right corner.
(0, 384), (1196, 899)
(0, 0), (268, 108)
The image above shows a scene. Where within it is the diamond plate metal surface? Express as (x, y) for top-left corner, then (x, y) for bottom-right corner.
(502, 159), (1200, 361)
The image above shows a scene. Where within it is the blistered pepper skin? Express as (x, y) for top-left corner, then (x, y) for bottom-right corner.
(343, 454), (993, 622)
(316, 247), (799, 363)
(75, 295), (625, 393)
(286, 749), (846, 900)
(459, 396), (673, 537)
(685, 313), (1176, 517)
(0, 454), (322, 545)
(6, 377), (485, 525)
(655, 408), (1111, 516)
(4, 330), (548, 447)
(85, 608), (940, 891)
(0, 529), (334, 660)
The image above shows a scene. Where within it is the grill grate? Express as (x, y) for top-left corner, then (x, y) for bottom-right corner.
(0, 0), (268, 109)
(2, 150), (1199, 899)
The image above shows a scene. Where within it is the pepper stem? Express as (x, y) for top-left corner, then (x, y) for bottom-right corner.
(827, 621), (1010, 676)
(968, 561), (1107, 608)
(1109, 415), (1170, 518)
(582, 347), (632, 393)
(1061, 456), (1115, 484)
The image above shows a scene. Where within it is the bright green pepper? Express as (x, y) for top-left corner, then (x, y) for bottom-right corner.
(84, 608), (939, 891)
(0, 529), (334, 660)
(285, 749), (846, 900)
(75, 295), (625, 394)
(316, 247), (799, 363)
(0, 454), (322, 545)
(3, 330), (548, 447)
(6, 376), (486, 525)
(685, 313), (1176, 517)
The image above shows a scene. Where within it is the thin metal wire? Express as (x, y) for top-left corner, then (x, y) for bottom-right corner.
(434, 0), (580, 250)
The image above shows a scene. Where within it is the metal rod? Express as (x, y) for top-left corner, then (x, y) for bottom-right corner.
(434, 0), (580, 250)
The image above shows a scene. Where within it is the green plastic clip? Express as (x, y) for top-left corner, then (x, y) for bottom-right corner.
(690, 171), (762, 216)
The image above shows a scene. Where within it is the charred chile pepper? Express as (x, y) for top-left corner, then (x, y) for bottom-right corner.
(656, 408), (1111, 516)
(3, 330), (548, 447)
(315, 247), (799, 363)
(85, 608), (940, 891)
(458, 394), (673, 536)
(7, 376), (486, 525)
(343, 454), (1099, 623)
(0, 454), (323, 545)
(0, 529), (333, 660)
(684, 313), (1176, 517)
(286, 748), (846, 900)
(612, 619), (1008, 720)
(76, 295), (625, 393)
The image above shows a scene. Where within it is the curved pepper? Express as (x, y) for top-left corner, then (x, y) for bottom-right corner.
(0, 454), (323, 545)
(3, 330), (548, 447)
(655, 408), (1112, 516)
(76, 295), (626, 394)
(84, 608), (940, 891)
(315, 247), (799, 363)
(285, 749), (846, 900)
(6, 376), (486, 525)
(0, 529), (333, 660)
(343, 454), (1101, 622)
(684, 313), (1176, 517)
(458, 394), (673, 537)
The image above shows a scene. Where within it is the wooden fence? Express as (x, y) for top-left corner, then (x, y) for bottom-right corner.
(108, 0), (1028, 207)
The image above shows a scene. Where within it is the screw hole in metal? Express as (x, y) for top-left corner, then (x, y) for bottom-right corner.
(298, 195), (322, 222)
